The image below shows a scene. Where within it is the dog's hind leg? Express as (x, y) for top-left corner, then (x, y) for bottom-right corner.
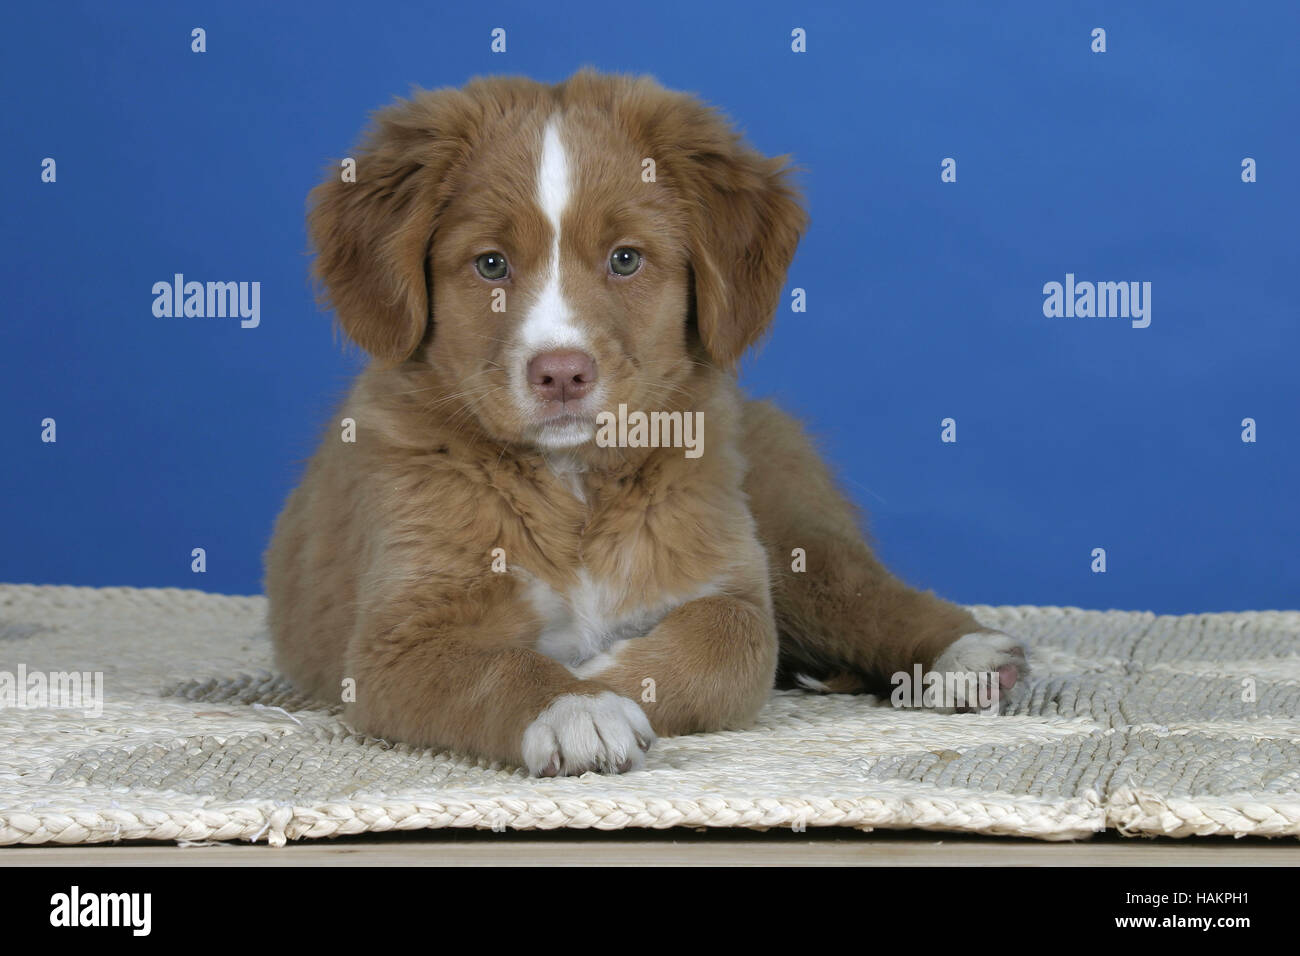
(740, 399), (1026, 701)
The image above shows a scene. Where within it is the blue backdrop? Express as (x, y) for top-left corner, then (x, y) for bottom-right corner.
(3, 1), (1296, 612)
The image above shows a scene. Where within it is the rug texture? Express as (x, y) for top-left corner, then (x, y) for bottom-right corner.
(1, 584), (1298, 846)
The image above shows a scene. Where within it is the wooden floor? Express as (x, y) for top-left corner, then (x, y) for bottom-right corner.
(5, 828), (1299, 865)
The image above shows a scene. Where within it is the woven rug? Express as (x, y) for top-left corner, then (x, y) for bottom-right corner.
(1, 584), (1298, 846)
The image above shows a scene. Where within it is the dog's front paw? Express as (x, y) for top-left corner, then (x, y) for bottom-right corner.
(522, 691), (656, 777)
(930, 631), (1029, 710)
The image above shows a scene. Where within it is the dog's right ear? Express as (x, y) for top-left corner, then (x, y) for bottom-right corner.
(307, 89), (476, 364)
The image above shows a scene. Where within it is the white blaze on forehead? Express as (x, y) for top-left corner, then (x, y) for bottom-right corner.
(520, 118), (586, 351)
(537, 120), (570, 235)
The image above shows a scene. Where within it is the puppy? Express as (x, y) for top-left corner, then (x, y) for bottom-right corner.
(266, 69), (1026, 776)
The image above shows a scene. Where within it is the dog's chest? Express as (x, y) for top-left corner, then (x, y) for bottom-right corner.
(505, 461), (725, 669)
(523, 570), (686, 668)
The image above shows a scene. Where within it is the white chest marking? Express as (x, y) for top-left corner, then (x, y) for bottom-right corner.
(544, 452), (587, 503)
(526, 570), (721, 672)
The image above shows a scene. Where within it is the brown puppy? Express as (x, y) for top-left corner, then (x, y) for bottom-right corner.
(265, 70), (1026, 776)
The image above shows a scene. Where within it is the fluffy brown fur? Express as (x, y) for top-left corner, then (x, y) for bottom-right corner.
(266, 69), (1025, 776)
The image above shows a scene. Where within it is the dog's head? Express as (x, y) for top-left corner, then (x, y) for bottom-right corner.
(308, 70), (806, 451)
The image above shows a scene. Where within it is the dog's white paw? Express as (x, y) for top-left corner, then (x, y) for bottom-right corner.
(522, 691), (656, 777)
(932, 631), (1028, 698)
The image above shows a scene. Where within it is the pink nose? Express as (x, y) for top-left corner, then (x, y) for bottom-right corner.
(527, 349), (597, 403)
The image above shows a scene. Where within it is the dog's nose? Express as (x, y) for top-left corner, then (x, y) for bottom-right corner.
(527, 350), (598, 403)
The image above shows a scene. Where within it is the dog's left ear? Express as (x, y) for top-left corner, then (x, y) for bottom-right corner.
(645, 88), (808, 368)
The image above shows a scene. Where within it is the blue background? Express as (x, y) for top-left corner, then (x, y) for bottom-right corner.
(3, 1), (1296, 612)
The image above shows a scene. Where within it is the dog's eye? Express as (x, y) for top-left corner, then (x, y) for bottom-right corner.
(474, 252), (509, 281)
(609, 247), (642, 277)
